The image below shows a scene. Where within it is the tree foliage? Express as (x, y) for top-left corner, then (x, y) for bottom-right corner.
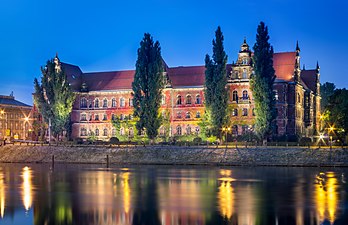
(33, 57), (75, 137)
(250, 22), (276, 141)
(320, 82), (336, 112)
(204, 26), (228, 137)
(132, 33), (164, 140)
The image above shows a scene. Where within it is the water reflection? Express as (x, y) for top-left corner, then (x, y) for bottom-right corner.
(21, 166), (33, 211)
(0, 165), (347, 225)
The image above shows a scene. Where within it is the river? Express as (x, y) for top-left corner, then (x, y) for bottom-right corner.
(0, 164), (347, 225)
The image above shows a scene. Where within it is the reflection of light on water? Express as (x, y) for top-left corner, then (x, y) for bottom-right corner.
(122, 172), (131, 214)
(315, 172), (338, 224)
(21, 166), (33, 211)
(0, 170), (5, 218)
(218, 169), (234, 219)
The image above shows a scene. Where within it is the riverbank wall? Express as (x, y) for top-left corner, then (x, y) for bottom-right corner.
(0, 145), (347, 167)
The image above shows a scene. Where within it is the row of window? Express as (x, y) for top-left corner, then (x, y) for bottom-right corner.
(80, 127), (134, 137)
(175, 125), (200, 136)
(80, 97), (133, 109)
(81, 113), (133, 122)
(174, 95), (202, 105)
(231, 90), (249, 102)
(176, 111), (201, 119)
(231, 108), (255, 117)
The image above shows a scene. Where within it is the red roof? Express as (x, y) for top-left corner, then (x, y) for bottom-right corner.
(273, 52), (296, 81)
(167, 66), (206, 87)
(82, 70), (135, 91)
(301, 70), (317, 92)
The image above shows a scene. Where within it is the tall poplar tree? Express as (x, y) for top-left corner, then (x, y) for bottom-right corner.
(204, 26), (228, 137)
(250, 22), (276, 141)
(132, 33), (164, 140)
(33, 55), (75, 138)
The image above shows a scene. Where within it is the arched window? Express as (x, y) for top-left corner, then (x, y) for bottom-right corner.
(120, 98), (125, 107)
(159, 126), (166, 136)
(80, 113), (87, 121)
(186, 112), (191, 119)
(129, 98), (133, 107)
(95, 114), (99, 121)
(88, 100), (93, 108)
(177, 95), (182, 105)
(232, 125), (238, 136)
(232, 109), (238, 116)
(186, 125), (191, 135)
(242, 90), (248, 99)
(232, 91), (238, 102)
(80, 98), (87, 108)
(176, 126), (182, 135)
(80, 128), (87, 136)
(195, 95), (201, 104)
(186, 95), (192, 105)
(297, 93), (301, 104)
(103, 114), (107, 121)
(242, 69), (247, 78)
(177, 111), (182, 119)
(161, 95), (166, 105)
(112, 128), (116, 137)
(129, 127), (134, 137)
(103, 98), (108, 108)
(112, 98), (117, 107)
(94, 98), (99, 108)
(103, 128), (108, 136)
(242, 108), (248, 116)
(95, 128), (100, 136)
(120, 127), (125, 135)
(111, 114), (116, 121)
(195, 126), (200, 135)
(196, 111), (201, 118)
(242, 58), (248, 65)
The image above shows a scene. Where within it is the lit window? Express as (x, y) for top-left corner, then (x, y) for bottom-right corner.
(120, 98), (125, 107)
(186, 112), (191, 119)
(120, 127), (125, 135)
(176, 126), (182, 135)
(186, 95), (192, 105)
(112, 128), (116, 137)
(95, 114), (99, 121)
(103, 128), (108, 136)
(195, 95), (201, 104)
(103, 98), (108, 108)
(177, 111), (182, 119)
(80, 98), (87, 108)
(103, 114), (107, 121)
(242, 69), (247, 78)
(177, 95), (182, 105)
(242, 90), (248, 99)
(95, 128), (99, 136)
(195, 126), (200, 135)
(112, 98), (117, 107)
(80, 128), (87, 136)
(242, 108), (248, 116)
(161, 95), (166, 105)
(186, 126), (191, 135)
(129, 98), (133, 107)
(232, 91), (238, 102)
(80, 113), (87, 121)
(232, 109), (238, 116)
(196, 111), (201, 118)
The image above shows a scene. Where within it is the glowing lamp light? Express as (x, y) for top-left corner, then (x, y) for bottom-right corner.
(319, 134), (325, 140)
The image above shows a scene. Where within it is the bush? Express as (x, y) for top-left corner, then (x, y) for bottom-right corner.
(193, 137), (203, 145)
(73, 138), (84, 145)
(109, 137), (120, 144)
(299, 137), (312, 146)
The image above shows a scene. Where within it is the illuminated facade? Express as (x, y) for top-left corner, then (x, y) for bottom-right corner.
(0, 95), (33, 140)
(59, 40), (320, 140)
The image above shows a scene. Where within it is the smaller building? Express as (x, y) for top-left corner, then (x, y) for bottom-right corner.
(0, 95), (33, 140)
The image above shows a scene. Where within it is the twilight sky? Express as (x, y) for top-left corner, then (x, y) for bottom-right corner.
(0, 0), (347, 105)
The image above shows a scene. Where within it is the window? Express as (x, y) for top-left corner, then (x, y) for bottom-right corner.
(297, 93), (301, 104)
(274, 90), (279, 101)
(177, 95), (182, 105)
(94, 98), (99, 108)
(112, 129), (116, 137)
(242, 69), (247, 78)
(103, 114), (107, 121)
(195, 95), (201, 104)
(88, 100), (93, 108)
(95, 128), (99, 136)
(111, 114), (116, 121)
(120, 98), (125, 107)
(196, 111), (201, 118)
(112, 98), (117, 107)
(242, 125), (248, 134)
(103, 98), (108, 108)
(159, 126), (166, 136)
(195, 126), (200, 135)
(232, 125), (238, 136)
(242, 90), (248, 100)
(242, 108), (248, 116)
(232, 109), (238, 116)
(186, 126), (191, 135)
(80, 98), (87, 108)
(161, 95), (166, 105)
(232, 91), (238, 102)
(81, 128), (87, 136)
(120, 114), (124, 120)
(95, 114), (99, 121)
(120, 127), (125, 135)
(176, 126), (182, 135)
(129, 98), (133, 107)
(177, 111), (182, 119)
(80, 113), (87, 121)
(186, 95), (192, 105)
(103, 128), (108, 136)
(186, 112), (191, 119)
(242, 58), (248, 65)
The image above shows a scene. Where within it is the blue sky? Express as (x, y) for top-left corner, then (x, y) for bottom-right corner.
(0, 0), (347, 105)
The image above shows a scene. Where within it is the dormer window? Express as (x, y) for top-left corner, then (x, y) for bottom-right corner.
(242, 58), (248, 65)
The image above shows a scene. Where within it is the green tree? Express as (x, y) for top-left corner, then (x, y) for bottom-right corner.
(250, 22), (276, 141)
(325, 88), (348, 142)
(204, 26), (228, 137)
(320, 82), (336, 112)
(33, 56), (75, 139)
(132, 33), (164, 140)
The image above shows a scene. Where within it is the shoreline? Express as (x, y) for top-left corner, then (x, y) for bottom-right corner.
(0, 145), (347, 167)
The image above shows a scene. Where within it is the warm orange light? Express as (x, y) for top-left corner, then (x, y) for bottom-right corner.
(24, 117), (29, 122)
(21, 166), (33, 211)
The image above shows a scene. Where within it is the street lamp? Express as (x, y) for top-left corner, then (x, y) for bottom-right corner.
(222, 127), (231, 149)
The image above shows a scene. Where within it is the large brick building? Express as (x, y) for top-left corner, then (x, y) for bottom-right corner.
(59, 39), (320, 141)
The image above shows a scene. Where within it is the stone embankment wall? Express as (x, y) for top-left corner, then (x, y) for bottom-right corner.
(0, 145), (347, 166)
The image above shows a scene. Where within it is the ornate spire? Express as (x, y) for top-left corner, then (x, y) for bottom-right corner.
(296, 40), (300, 52)
(54, 52), (61, 73)
(316, 61), (320, 71)
(240, 38), (250, 52)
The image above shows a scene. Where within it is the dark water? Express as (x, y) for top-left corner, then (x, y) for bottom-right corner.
(0, 164), (347, 225)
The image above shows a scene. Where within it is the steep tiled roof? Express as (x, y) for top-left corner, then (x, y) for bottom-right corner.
(273, 52), (296, 81)
(301, 69), (317, 92)
(83, 70), (135, 91)
(0, 96), (31, 107)
(61, 62), (83, 91)
(167, 66), (205, 87)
